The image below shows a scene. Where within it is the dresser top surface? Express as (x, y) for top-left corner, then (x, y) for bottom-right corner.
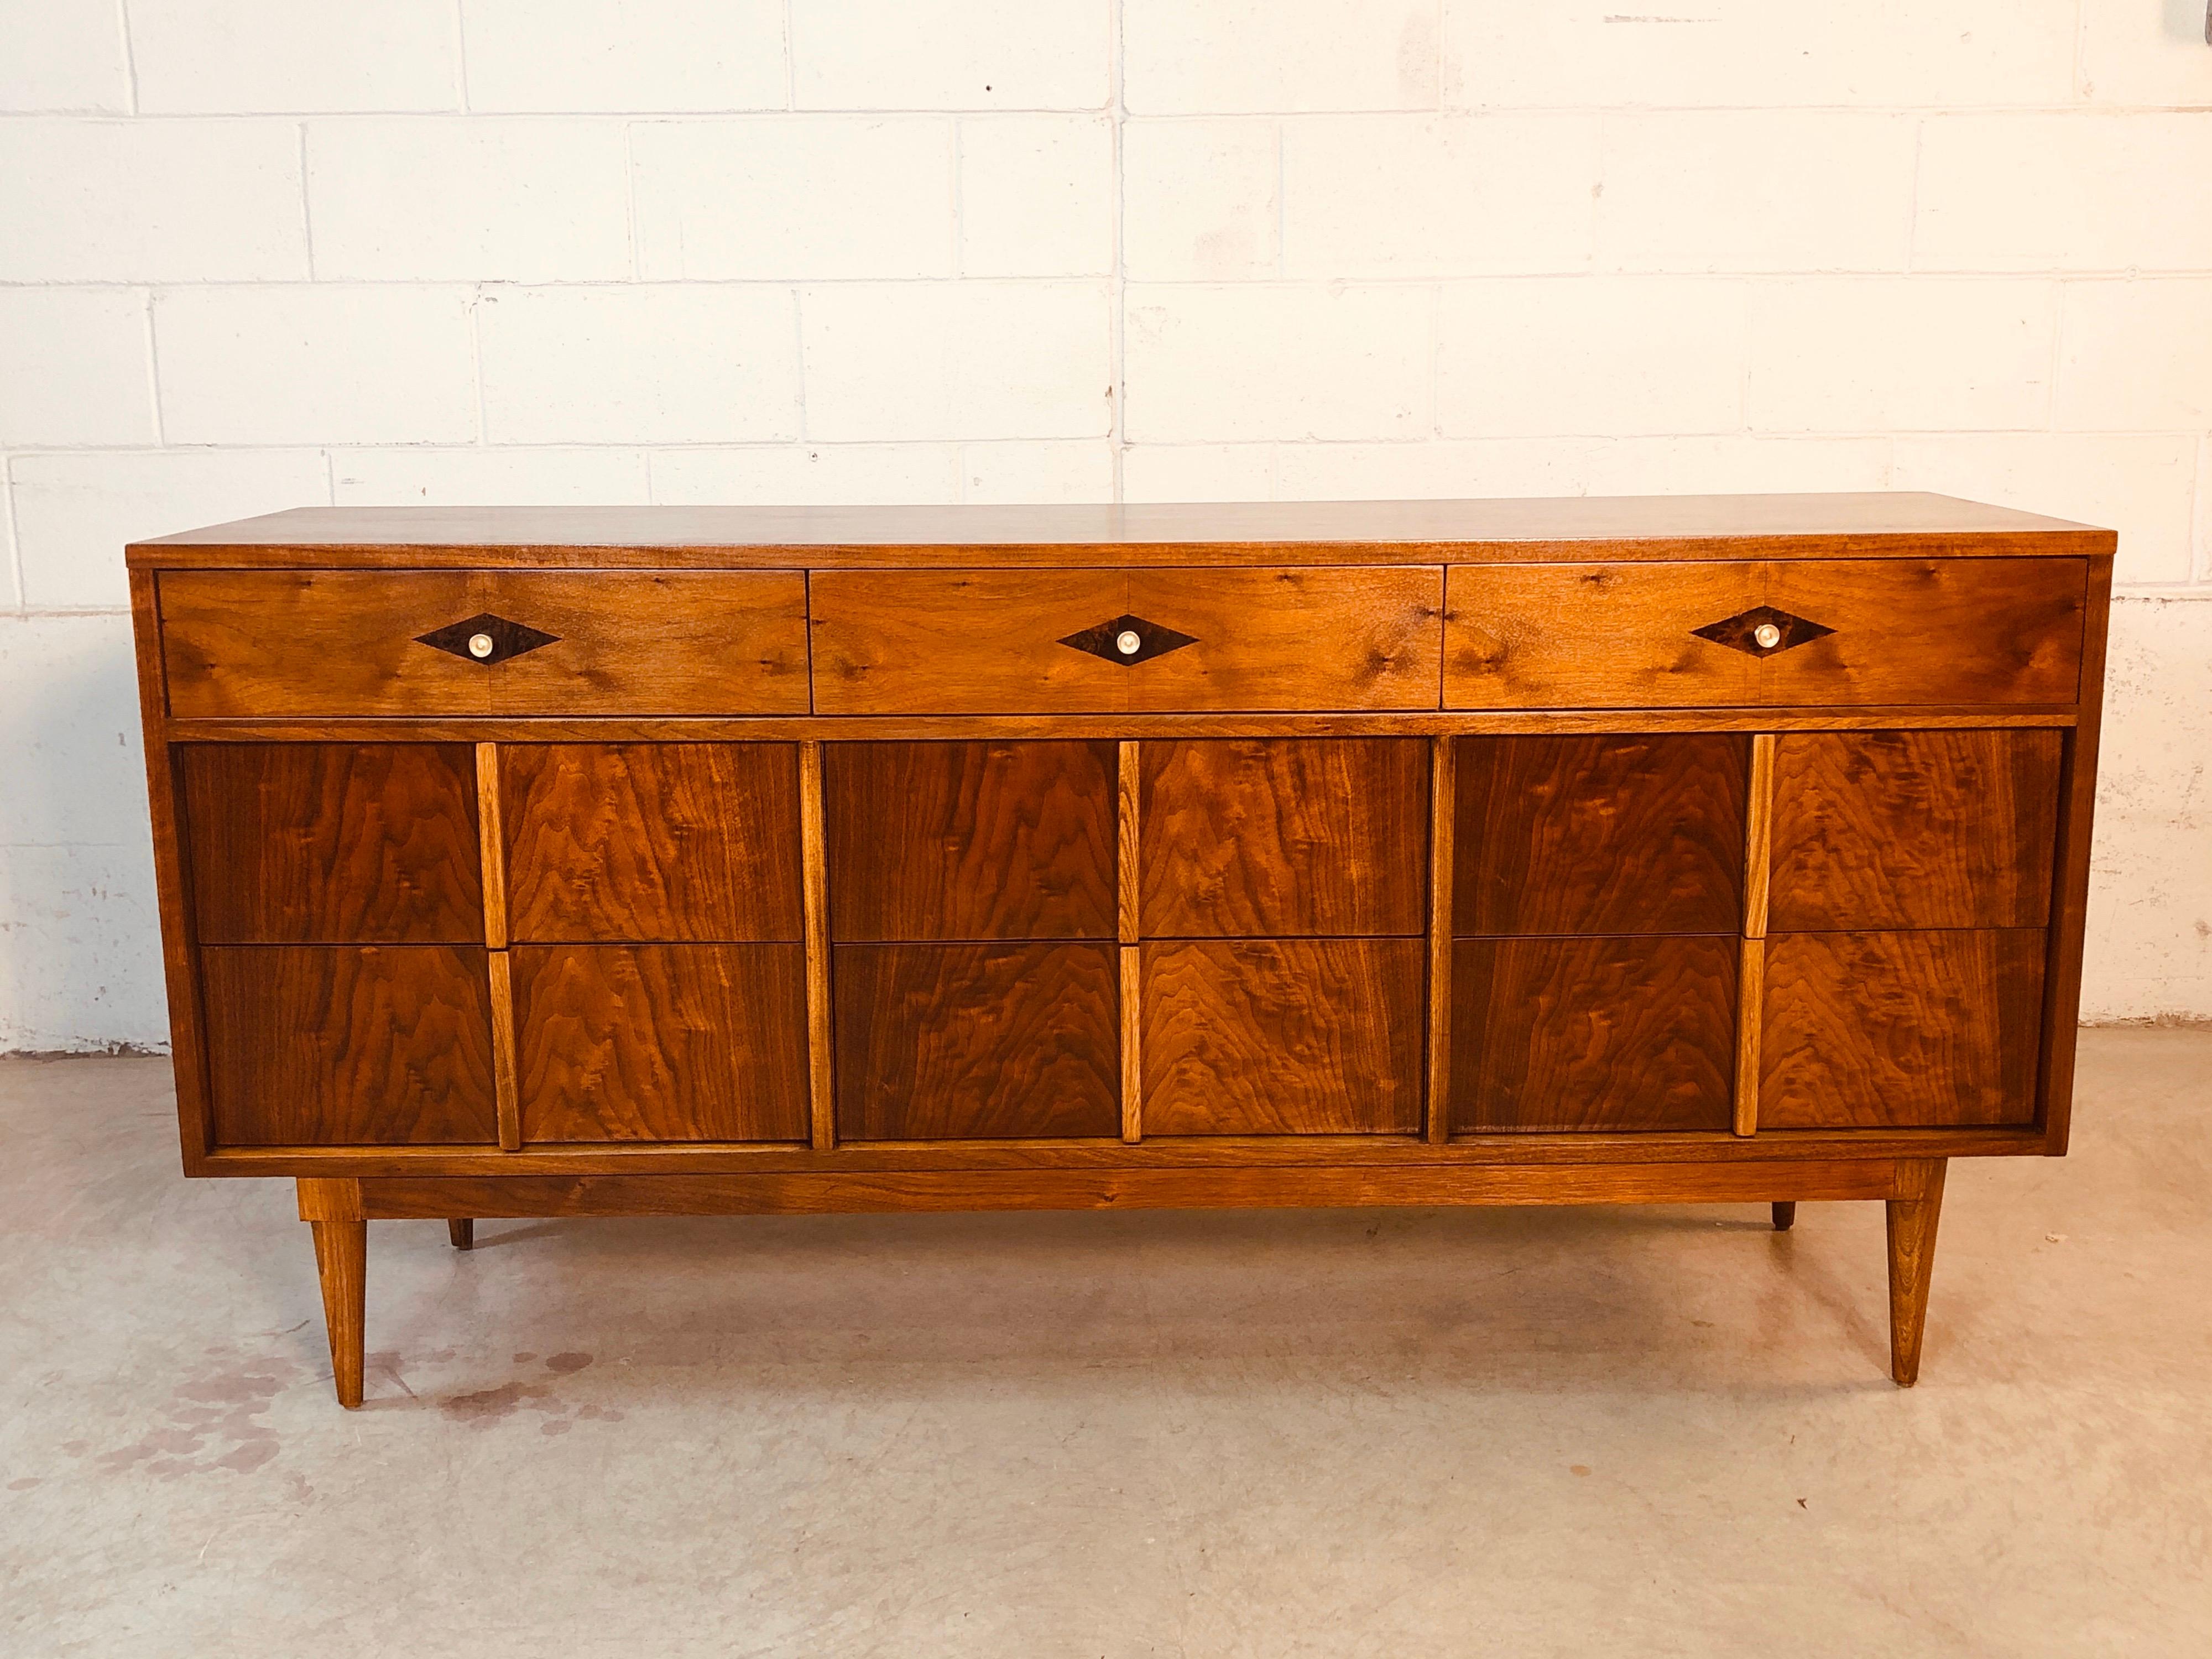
(129, 492), (2112, 570)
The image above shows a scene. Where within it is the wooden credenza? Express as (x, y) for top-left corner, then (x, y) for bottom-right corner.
(126, 495), (2112, 1406)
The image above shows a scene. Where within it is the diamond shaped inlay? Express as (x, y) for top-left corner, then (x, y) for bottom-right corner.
(415, 612), (560, 666)
(1690, 605), (1835, 658)
(1058, 613), (1199, 667)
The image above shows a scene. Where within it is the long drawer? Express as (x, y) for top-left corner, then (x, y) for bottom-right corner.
(159, 570), (810, 717)
(809, 566), (1444, 713)
(1444, 558), (2085, 707)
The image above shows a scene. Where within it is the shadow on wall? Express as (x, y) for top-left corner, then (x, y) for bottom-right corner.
(0, 613), (169, 1052)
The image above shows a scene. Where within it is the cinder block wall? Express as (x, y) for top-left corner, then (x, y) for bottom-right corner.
(2, 2), (2208, 1047)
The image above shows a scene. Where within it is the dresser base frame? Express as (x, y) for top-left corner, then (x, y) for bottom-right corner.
(295, 1157), (1948, 1407)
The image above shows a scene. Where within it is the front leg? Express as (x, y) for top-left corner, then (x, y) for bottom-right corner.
(1885, 1159), (1947, 1387)
(299, 1179), (367, 1409)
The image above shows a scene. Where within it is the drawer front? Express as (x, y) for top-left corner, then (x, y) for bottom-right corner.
(160, 570), (810, 718)
(202, 945), (498, 1145)
(1449, 936), (1739, 1133)
(834, 942), (1121, 1140)
(810, 567), (1444, 713)
(181, 742), (484, 944)
(1768, 729), (2062, 932)
(502, 743), (805, 943)
(825, 740), (1118, 942)
(512, 944), (808, 1143)
(1444, 559), (2085, 708)
(1141, 938), (1423, 1135)
(1760, 930), (2044, 1128)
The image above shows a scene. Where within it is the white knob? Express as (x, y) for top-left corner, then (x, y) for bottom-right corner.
(468, 632), (495, 659)
(1753, 623), (1782, 649)
(1115, 629), (1142, 656)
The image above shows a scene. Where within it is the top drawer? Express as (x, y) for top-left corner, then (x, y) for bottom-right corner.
(159, 570), (810, 718)
(810, 566), (1444, 714)
(1445, 558), (2085, 708)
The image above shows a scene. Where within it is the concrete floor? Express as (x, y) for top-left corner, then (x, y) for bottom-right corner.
(2, 1034), (2208, 1657)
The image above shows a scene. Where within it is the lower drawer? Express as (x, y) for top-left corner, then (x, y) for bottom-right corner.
(1760, 930), (2044, 1128)
(1141, 938), (1423, 1135)
(512, 945), (808, 1144)
(202, 945), (497, 1145)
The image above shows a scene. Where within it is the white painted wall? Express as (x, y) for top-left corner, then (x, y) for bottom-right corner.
(2, 1), (2209, 1048)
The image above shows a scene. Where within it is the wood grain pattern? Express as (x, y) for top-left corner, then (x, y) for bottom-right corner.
(351, 1159), (1911, 1221)
(181, 743), (483, 943)
(833, 943), (1121, 1140)
(1768, 729), (2064, 931)
(1449, 936), (1738, 1133)
(488, 948), (520, 1151)
(810, 567), (1444, 713)
(1743, 733), (1775, 939)
(1426, 734), (1455, 1145)
(511, 945), (809, 1144)
(823, 740), (1117, 941)
(502, 743), (804, 942)
(1118, 740), (1140, 945)
(799, 743), (835, 1152)
(1886, 1159), (1946, 1387)
(130, 493), (2115, 566)
(1760, 931), (2046, 1128)
(2039, 554), (2115, 1152)
(1139, 738), (1428, 936)
(1141, 938), (1423, 1135)
(159, 570), (809, 718)
(309, 1217), (366, 1408)
(1451, 733), (1747, 936)
(202, 946), (498, 1145)
(476, 743), (507, 948)
(1734, 937), (1764, 1138)
(1120, 943), (1142, 1143)
(1445, 559), (2085, 708)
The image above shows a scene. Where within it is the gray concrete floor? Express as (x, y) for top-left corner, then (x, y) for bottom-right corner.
(2, 1032), (2209, 1657)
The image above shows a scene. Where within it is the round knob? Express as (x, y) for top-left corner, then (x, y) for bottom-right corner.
(467, 632), (495, 659)
(1115, 629), (1142, 656)
(1752, 623), (1782, 650)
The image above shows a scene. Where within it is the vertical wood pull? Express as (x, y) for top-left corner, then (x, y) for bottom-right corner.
(1425, 734), (1456, 1145)
(489, 950), (520, 1150)
(475, 740), (508, 950)
(800, 741), (836, 1152)
(1118, 740), (1142, 1141)
(1733, 733), (1777, 1136)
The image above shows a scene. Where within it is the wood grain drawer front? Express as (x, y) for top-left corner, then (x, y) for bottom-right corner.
(159, 570), (809, 718)
(1449, 937), (1738, 1133)
(825, 741), (1116, 941)
(511, 945), (808, 1143)
(1444, 559), (2085, 708)
(1768, 730), (2063, 931)
(834, 942), (1120, 1139)
(502, 744), (803, 943)
(202, 945), (497, 1145)
(1140, 738), (1428, 937)
(181, 743), (482, 943)
(1452, 734), (1746, 936)
(810, 567), (1444, 714)
(1760, 930), (2044, 1128)
(1141, 938), (1423, 1135)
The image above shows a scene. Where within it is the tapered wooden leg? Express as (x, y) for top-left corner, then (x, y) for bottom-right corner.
(447, 1218), (474, 1250)
(1772, 1201), (1796, 1231)
(309, 1218), (367, 1409)
(1885, 1159), (1947, 1388)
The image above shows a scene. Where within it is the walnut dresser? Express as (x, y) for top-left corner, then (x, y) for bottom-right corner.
(125, 495), (2112, 1407)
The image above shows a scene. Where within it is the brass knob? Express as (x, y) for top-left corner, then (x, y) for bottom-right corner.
(1115, 629), (1142, 656)
(1753, 623), (1782, 649)
(468, 632), (495, 659)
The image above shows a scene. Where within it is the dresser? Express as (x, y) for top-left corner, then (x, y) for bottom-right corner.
(126, 495), (2112, 1407)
